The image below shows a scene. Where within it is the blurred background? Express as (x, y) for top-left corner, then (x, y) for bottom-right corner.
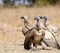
(0, 0), (60, 7)
(0, 0), (60, 53)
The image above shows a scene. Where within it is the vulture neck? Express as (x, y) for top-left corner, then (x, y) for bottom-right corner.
(37, 20), (40, 28)
(24, 19), (28, 24)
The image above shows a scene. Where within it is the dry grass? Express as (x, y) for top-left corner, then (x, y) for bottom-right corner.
(0, 6), (60, 53)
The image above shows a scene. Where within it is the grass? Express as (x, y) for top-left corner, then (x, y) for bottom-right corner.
(0, 6), (60, 53)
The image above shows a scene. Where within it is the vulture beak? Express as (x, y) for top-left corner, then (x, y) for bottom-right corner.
(21, 16), (24, 19)
(34, 16), (40, 20)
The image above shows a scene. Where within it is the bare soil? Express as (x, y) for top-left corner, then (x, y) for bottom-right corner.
(0, 6), (60, 53)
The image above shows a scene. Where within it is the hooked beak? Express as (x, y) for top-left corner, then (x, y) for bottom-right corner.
(34, 17), (37, 20)
(21, 16), (24, 19)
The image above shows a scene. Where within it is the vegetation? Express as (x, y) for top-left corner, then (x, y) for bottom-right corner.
(3, 0), (60, 6)
(3, 0), (10, 4)
(32, 0), (60, 6)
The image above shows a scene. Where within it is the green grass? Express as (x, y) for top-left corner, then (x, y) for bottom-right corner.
(34, 0), (60, 6)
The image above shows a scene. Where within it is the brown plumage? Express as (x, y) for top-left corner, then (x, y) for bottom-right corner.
(24, 28), (45, 50)
(21, 16), (34, 36)
(21, 16), (45, 50)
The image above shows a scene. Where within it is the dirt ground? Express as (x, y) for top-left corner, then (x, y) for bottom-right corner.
(0, 6), (60, 53)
